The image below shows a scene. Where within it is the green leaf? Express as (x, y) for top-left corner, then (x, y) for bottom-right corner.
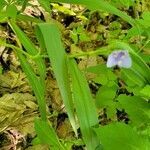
(68, 59), (100, 150)
(138, 11), (150, 28)
(140, 85), (150, 98)
(87, 64), (117, 86)
(17, 14), (44, 23)
(6, 4), (18, 19)
(94, 122), (149, 150)
(121, 68), (146, 87)
(38, 0), (50, 13)
(96, 85), (117, 118)
(117, 95), (150, 126)
(9, 21), (46, 82)
(119, 0), (134, 8)
(15, 51), (47, 121)
(34, 118), (66, 150)
(36, 23), (77, 135)
(8, 21), (46, 111)
(0, 0), (6, 10)
(96, 86), (117, 107)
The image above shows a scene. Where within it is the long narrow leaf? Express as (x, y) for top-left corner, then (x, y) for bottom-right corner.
(9, 20), (46, 85)
(8, 21), (47, 121)
(35, 118), (66, 150)
(68, 59), (100, 150)
(36, 23), (77, 135)
(15, 51), (47, 121)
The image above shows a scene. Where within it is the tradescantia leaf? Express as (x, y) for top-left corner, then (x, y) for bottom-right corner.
(34, 118), (66, 150)
(140, 85), (150, 98)
(96, 85), (118, 118)
(36, 23), (77, 135)
(8, 20), (46, 83)
(94, 122), (149, 150)
(117, 95), (150, 126)
(14, 51), (47, 121)
(68, 59), (100, 150)
(8, 21), (47, 121)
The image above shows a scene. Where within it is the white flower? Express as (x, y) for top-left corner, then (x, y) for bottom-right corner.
(106, 50), (132, 68)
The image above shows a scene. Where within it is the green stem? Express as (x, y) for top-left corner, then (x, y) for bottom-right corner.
(68, 47), (110, 58)
(0, 41), (42, 59)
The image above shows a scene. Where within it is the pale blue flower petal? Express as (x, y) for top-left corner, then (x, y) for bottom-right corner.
(106, 53), (118, 67)
(106, 50), (132, 68)
(118, 55), (132, 68)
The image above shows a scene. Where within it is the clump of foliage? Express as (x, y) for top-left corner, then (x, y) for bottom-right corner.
(0, 0), (150, 150)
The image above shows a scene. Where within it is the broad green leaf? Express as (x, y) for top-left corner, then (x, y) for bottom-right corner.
(87, 64), (117, 86)
(117, 95), (150, 126)
(121, 68), (146, 87)
(34, 118), (66, 150)
(94, 122), (149, 150)
(36, 23), (77, 135)
(68, 59), (100, 150)
(140, 85), (150, 98)
(96, 85), (117, 118)
(6, 4), (18, 19)
(142, 11), (150, 21)
(96, 86), (117, 107)
(138, 11), (150, 28)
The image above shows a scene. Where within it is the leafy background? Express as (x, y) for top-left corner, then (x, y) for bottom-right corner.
(0, 0), (150, 150)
